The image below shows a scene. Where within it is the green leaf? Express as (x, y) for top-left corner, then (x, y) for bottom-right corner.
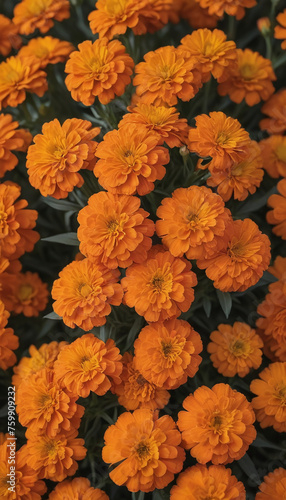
(216, 290), (232, 318)
(235, 185), (277, 217)
(44, 311), (62, 320)
(126, 315), (145, 350)
(41, 196), (80, 212)
(202, 297), (212, 318)
(252, 435), (285, 451)
(238, 453), (260, 485)
(41, 232), (79, 246)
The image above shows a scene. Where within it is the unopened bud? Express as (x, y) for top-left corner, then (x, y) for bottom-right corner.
(257, 17), (271, 36)
(179, 145), (190, 157)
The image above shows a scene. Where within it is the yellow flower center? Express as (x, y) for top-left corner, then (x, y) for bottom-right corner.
(80, 355), (100, 372)
(18, 284), (34, 302)
(0, 210), (8, 230)
(52, 145), (66, 160)
(230, 339), (251, 358)
(38, 392), (53, 410)
(228, 241), (244, 259)
(275, 144), (286, 163)
(107, 219), (119, 233)
(89, 47), (108, 75)
(28, 0), (52, 15)
(134, 436), (159, 468)
(44, 438), (61, 459)
(209, 410), (234, 435)
(105, 0), (129, 16)
(78, 282), (93, 298)
(149, 268), (173, 295)
(161, 338), (184, 363)
(136, 374), (147, 386)
(240, 64), (256, 80)
(274, 384), (286, 406)
(216, 132), (230, 146)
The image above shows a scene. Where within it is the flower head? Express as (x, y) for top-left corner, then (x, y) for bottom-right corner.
(179, 0), (220, 29)
(256, 468), (286, 500)
(268, 255), (286, 280)
(259, 135), (286, 178)
(193, 0), (257, 20)
(0, 271), (49, 317)
(0, 14), (22, 57)
(267, 179), (286, 239)
(260, 89), (286, 134)
(0, 113), (32, 178)
(0, 300), (19, 371)
(13, 0), (70, 35)
(18, 36), (74, 68)
(274, 9), (286, 50)
(49, 478), (109, 500)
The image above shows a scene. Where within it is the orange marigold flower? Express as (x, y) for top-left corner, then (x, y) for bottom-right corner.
(65, 38), (134, 106)
(49, 478), (109, 500)
(207, 322), (263, 378)
(177, 383), (256, 465)
(0, 300), (19, 371)
(194, 0), (256, 20)
(94, 124), (169, 196)
(12, 340), (67, 390)
(156, 185), (231, 260)
(250, 362), (286, 433)
(13, 0), (70, 35)
(134, 318), (202, 389)
(268, 255), (286, 280)
(133, 45), (202, 106)
(0, 14), (22, 57)
(78, 192), (154, 269)
(267, 179), (286, 239)
(118, 104), (189, 148)
(122, 249), (197, 322)
(52, 258), (123, 331)
(53, 333), (122, 398)
(260, 89), (286, 134)
(179, 0), (219, 29)
(256, 468), (286, 500)
(135, 0), (176, 34)
(113, 352), (170, 410)
(207, 140), (264, 201)
(26, 118), (100, 199)
(188, 111), (251, 172)
(197, 218), (271, 293)
(217, 48), (276, 106)
(21, 429), (86, 482)
(274, 9), (286, 50)
(16, 368), (84, 437)
(0, 271), (49, 317)
(170, 464), (246, 499)
(102, 408), (185, 492)
(179, 29), (237, 83)
(259, 135), (286, 178)
(0, 113), (32, 178)
(18, 36), (74, 68)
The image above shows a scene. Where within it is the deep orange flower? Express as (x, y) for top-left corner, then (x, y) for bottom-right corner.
(218, 48), (276, 106)
(54, 333), (122, 398)
(250, 362), (286, 433)
(177, 383), (256, 465)
(188, 112), (251, 172)
(16, 368), (84, 437)
(49, 478), (109, 500)
(0, 14), (22, 57)
(21, 429), (86, 482)
(194, 0), (256, 20)
(207, 140), (264, 201)
(0, 113), (32, 178)
(118, 104), (189, 148)
(179, 0), (219, 29)
(267, 179), (286, 239)
(122, 249), (197, 322)
(65, 38), (134, 106)
(134, 318), (202, 389)
(260, 89), (286, 134)
(134, 0), (176, 34)
(207, 322), (263, 378)
(94, 124), (169, 196)
(179, 29), (237, 83)
(156, 185), (231, 260)
(0, 300), (19, 371)
(268, 255), (286, 280)
(113, 352), (170, 410)
(0, 271), (48, 317)
(18, 36), (74, 68)
(78, 192), (154, 269)
(26, 118), (100, 199)
(133, 45), (202, 106)
(197, 218), (271, 293)
(102, 408), (185, 492)
(52, 258), (123, 331)
(259, 135), (286, 178)
(13, 0), (70, 35)
(274, 9), (286, 50)
(256, 468), (286, 500)
(0, 55), (47, 110)
(170, 464), (246, 499)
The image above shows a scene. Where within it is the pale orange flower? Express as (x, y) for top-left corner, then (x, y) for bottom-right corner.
(194, 0), (257, 20)
(260, 89), (286, 134)
(274, 9), (286, 50)
(49, 478), (109, 500)
(13, 0), (70, 35)
(0, 14), (22, 57)
(0, 271), (49, 317)
(0, 113), (32, 178)
(0, 300), (19, 371)
(259, 135), (286, 178)
(18, 36), (74, 68)
(267, 179), (286, 239)
(256, 468), (286, 500)
(179, 0), (219, 29)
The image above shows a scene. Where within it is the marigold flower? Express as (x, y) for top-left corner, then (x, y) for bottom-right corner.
(177, 383), (256, 465)
(256, 468), (286, 499)
(133, 45), (202, 106)
(197, 218), (271, 293)
(267, 179), (286, 239)
(275, 9), (286, 50)
(102, 408), (185, 492)
(0, 14), (22, 57)
(52, 258), (123, 330)
(260, 89), (286, 134)
(250, 362), (286, 433)
(194, 0), (256, 20)
(122, 249), (197, 322)
(94, 124), (169, 196)
(54, 333), (122, 398)
(0, 113), (32, 178)
(207, 140), (264, 201)
(65, 38), (134, 106)
(134, 318), (202, 389)
(188, 112), (251, 172)
(0, 271), (49, 317)
(113, 352), (170, 410)
(0, 300), (19, 371)
(179, 0), (219, 29)
(156, 185), (231, 260)
(207, 322), (263, 378)
(135, 0), (176, 34)
(170, 464), (246, 499)
(268, 255), (286, 280)
(259, 135), (286, 178)
(78, 192), (155, 269)
(26, 118), (100, 199)
(18, 36), (74, 68)
(13, 0), (70, 35)
(118, 104), (189, 148)
(21, 429), (86, 482)
(49, 478), (109, 500)
(217, 48), (276, 106)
